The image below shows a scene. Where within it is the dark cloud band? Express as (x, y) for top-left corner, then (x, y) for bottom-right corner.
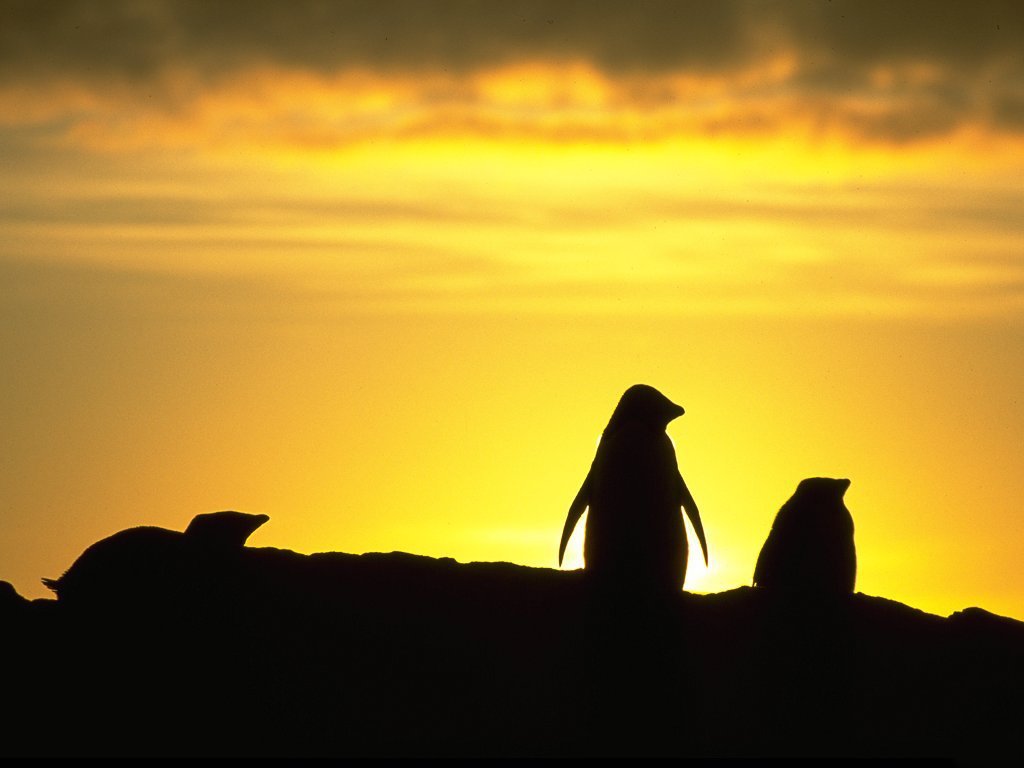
(2, 0), (1021, 80)
(1, 0), (1022, 144)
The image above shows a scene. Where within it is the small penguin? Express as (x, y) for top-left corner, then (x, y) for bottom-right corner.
(753, 478), (856, 596)
(42, 510), (269, 605)
(558, 384), (708, 591)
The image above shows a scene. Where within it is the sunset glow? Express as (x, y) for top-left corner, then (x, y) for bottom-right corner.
(2, 1), (1023, 620)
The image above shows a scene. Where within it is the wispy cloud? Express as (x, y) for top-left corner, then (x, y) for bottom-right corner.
(4, 171), (1023, 318)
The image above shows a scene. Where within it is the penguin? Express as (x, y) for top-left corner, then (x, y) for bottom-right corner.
(42, 511), (269, 606)
(558, 384), (708, 591)
(753, 478), (856, 596)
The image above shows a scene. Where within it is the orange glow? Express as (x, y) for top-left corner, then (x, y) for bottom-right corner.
(2, 51), (1023, 624)
(3, 59), (1022, 158)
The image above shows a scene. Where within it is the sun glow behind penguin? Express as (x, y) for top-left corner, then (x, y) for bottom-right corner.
(1, 3), (1024, 620)
(559, 510), (717, 590)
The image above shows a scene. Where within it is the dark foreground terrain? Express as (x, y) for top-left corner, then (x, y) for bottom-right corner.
(2, 521), (1022, 757)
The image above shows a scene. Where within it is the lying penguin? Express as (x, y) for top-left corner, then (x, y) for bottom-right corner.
(43, 511), (269, 608)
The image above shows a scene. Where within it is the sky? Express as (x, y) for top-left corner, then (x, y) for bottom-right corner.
(2, 0), (1023, 619)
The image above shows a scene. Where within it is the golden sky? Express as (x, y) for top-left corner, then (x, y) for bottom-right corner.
(2, 0), (1024, 618)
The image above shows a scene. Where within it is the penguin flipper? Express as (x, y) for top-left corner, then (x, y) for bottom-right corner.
(679, 473), (708, 566)
(558, 469), (591, 566)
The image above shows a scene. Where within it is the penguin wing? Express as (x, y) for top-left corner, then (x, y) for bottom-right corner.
(679, 472), (709, 566)
(558, 467), (592, 566)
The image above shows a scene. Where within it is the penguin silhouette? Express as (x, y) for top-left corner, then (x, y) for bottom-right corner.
(558, 384), (708, 591)
(42, 511), (269, 606)
(753, 477), (856, 596)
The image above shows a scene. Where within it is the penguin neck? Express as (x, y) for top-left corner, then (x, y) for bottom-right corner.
(604, 416), (666, 436)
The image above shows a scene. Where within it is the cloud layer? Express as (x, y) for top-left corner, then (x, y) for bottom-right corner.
(2, 1), (1022, 319)
(3, 1), (1022, 79)
(2, 0), (1023, 147)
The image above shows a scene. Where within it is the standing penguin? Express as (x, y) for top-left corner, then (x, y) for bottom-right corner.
(753, 477), (856, 596)
(558, 384), (708, 591)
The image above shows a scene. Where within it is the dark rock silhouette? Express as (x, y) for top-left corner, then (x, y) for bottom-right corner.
(753, 478), (856, 597)
(1, 580), (30, 615)
(558, 384), (708, 592)
(2, 512), (1022, 758)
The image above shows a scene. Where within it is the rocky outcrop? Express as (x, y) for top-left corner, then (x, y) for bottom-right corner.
(2, 526), (1021, 757)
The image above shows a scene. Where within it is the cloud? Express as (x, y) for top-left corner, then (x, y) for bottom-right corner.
(0, 1), (754, 82)
(0, 0), (1022, 147)
(4, 160), (1023, 319)
(782, 0), (1023, 71)
(2, 1), (1021, 81)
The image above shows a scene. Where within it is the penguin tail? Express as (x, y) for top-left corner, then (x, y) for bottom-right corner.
(41, 577), (60, 594)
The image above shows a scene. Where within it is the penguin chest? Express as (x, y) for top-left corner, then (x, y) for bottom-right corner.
(584, 429), (684, 570)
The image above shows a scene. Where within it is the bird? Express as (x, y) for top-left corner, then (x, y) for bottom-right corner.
(42, 510), (270, 606)
(753, 477), (856, 597)
(558, 384), (708, 591)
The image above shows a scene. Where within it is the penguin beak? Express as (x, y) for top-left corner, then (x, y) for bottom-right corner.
(838, 478), (851, 496)
(669, 403), (685, 421)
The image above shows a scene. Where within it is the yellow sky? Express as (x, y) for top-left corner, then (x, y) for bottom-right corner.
(2, 1), (1023, 619)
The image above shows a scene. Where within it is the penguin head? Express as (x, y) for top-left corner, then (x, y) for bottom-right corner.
(184, 511), (270, 549)
(607, 384), (685, 431)
(793, 477), (851, 504)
